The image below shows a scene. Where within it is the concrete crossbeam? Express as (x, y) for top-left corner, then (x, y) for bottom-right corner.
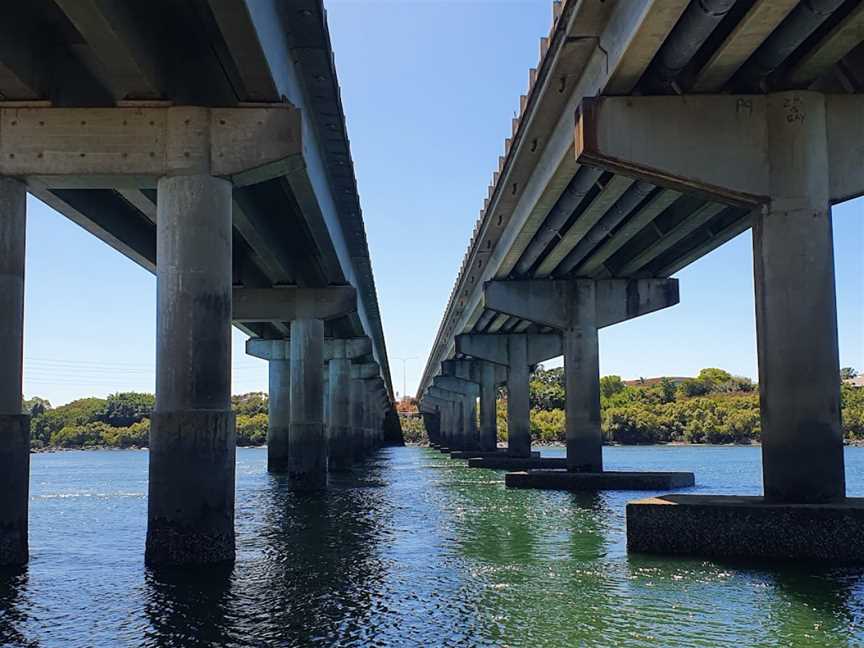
(233, 286), (356, 323)
(246, 335), (371, 361)
(484, 278), (679, 331)
(0, 105), (301, 188)
(575, 93), (864, 205)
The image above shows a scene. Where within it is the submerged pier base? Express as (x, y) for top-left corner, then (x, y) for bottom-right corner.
(627, 496), (864, 563)
(507, 470), (694, 491)
(468, 456), (566, 470)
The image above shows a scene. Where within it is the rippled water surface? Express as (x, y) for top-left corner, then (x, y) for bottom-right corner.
(2, 446), (864, 647)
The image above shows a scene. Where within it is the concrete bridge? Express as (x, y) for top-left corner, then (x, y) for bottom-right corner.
(0, 0), (399, 567)
(418, 0), (864, 562)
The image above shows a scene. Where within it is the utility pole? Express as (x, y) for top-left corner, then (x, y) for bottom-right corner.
(392, 357), (417, 403)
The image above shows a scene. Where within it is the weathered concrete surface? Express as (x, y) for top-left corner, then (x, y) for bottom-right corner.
(267, 358), (291, 472)
(289, 318), (327, 489)
(0, 415), (29, 566)
(0, 178), (25, 417)
(627, 495), (864, 563)
(328, 357), (352, 471)
(506, 469), (695, 491)
(467, 457), (566, 470)
(755, 92), (844, 504)
(450, 450), (540, 460)
(146, 410), (236, 566)
(148, 174), (235, 567)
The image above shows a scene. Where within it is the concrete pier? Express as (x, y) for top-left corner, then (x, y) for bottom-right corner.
(289, 318), (327, 490)
(327, 357), (352, 471)
(755, 92), (844, 504)
(268, 357), (291, 472)
(147, 174), (236, 567)
(350, 378), (367, 457)
(0, 177), (29, 567)
(441, 359), (505, 452)
(506, 337), (531, 458)
(581, 91), (861, 560)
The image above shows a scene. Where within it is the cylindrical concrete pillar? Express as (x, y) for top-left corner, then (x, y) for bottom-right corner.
(463, 394), (478, 450)
(507, 336), (531, 457)
(755, 92), (845, 503)
(267, 358), (290, 472)
(147, 174), (236, 566)
(350, 377), (365, 456)
(0, 178), (30, 567)
(565, 282), (603, 472)
(289, 318), (326, 489)
(328, 357), (352, 471)
(479, 363), (498, 451)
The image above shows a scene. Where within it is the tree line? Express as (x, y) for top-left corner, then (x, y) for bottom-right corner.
(24, 392), (269, 450)
(399, 367), (864, 446)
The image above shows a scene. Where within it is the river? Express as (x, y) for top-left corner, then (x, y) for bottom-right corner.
(1, 445), (863, 647)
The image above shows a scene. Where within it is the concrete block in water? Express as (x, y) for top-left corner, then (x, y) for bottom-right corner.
(627, 495), (864, 563)
(506, 469), (695, 491)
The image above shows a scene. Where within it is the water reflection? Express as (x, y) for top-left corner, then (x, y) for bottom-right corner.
(0, 567), (36, 648)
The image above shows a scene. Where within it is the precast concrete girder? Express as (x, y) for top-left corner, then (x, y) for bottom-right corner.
(0, 105), (302, 189)
(233, 286), (356, 323)
(575, 92), (864, 205)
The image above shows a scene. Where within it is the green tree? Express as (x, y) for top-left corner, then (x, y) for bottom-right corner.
(232, 392), (268, 417)
(841, 367), (858, 381)
(100, 392), (154, 427)
(600, 375), (625, 399)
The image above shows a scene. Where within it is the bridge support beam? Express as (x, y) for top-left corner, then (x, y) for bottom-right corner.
(326, 339), (373, 471)
(245, 339), (292, 472)
(0, 178), (29, 567)
(441, 359), (507, 452)
(456, 334), (561, 458)
(147, 174), (235, 567)
(433, 376), (479, 451)
(484, 278), (680, 473)
(577, 91), (861, 560)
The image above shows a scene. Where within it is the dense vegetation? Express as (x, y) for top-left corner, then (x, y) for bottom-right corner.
(403, 366), (864, 446)
(25, 392), (270, 450)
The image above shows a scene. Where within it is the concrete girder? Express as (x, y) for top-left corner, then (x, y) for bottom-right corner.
(0, 105), (301, 189)
(233, 286), (356, 323)
(484, 279), (679, 331)
(575, 93), (864, 206)
(53, 0), (168, 100)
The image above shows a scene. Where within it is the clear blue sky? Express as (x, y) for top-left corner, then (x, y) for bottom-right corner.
(22, 1), (863, 405)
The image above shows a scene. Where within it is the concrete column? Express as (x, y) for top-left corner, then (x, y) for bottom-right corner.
(267, 359), (290, 472)
(464, 395), (478, 450)
(0, 178), (29, 567)
(328, 357), (352, 471)
(350, 378), (366, 456)
(755, 92), (844, 503)
(507, 336), (531, 458)
(564, 282), (602, 472)
(479, 362), (498, 451)
(289, 318), (326, 489)
(147, 174), (235, 567)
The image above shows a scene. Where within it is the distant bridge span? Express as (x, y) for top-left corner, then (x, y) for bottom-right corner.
(419, 0), (864, 563)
